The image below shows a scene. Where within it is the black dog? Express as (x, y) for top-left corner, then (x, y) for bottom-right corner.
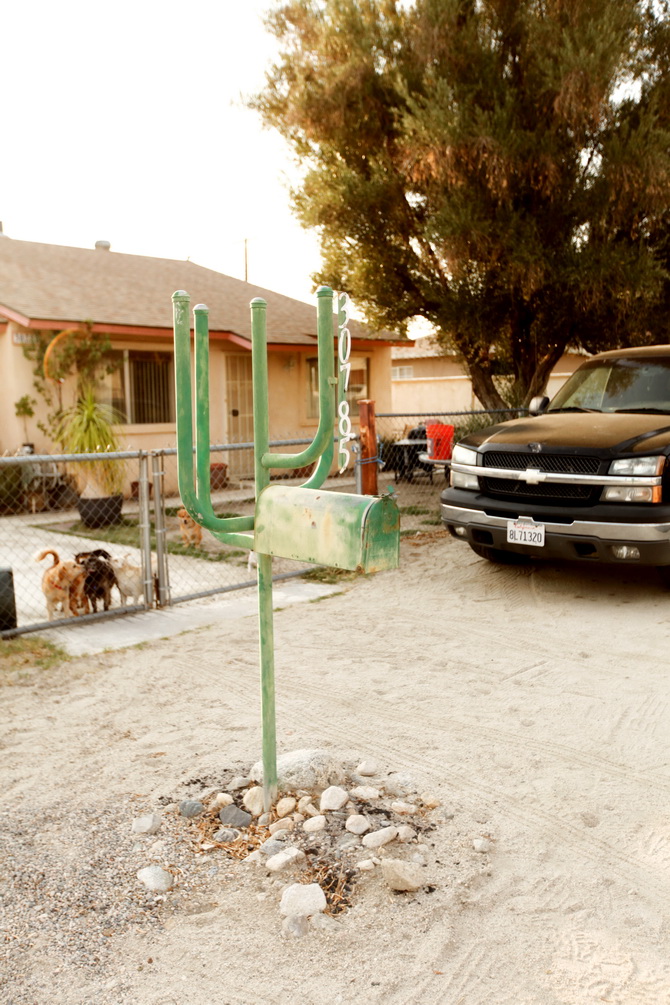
(75, 549), (118, 612)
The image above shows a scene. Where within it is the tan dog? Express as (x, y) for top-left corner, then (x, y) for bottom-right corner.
(177, 507), (202, 547)
(109, 553), (144, 605)
(36, 549), (89, 620)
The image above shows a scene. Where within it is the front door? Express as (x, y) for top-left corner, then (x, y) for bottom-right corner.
(225, 354), (254, 480)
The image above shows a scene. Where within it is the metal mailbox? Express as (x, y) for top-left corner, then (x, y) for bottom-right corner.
(254, 484), (400, 573)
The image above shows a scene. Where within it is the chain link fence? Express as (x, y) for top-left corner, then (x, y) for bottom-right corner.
(0, 410), (518, 637)
(375, 409), (524, 534)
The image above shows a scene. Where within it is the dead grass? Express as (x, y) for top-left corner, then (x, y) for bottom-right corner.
(0, 635), (70, 684)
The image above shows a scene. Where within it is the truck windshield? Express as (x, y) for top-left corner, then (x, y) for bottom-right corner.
(549, 357), (670, 414)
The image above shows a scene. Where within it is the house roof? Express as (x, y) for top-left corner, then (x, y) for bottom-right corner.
(392, 336), (454, 360)
(0, 236), (401, 347)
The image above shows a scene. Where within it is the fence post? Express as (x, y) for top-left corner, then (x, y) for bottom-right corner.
(151, 451), (171, 607)
(137, 451), (154, 607)
(358, 399), (378, 495)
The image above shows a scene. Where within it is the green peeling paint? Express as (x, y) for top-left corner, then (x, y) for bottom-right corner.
(172, 285), (399, 813)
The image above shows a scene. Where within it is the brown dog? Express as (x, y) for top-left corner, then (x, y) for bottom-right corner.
(74, 549), (117, 613)
(36, 549), (88, 620)
(177, 507), (202, 547)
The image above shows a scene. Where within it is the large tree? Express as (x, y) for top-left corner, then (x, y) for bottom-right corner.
(252, 0), (670, 408)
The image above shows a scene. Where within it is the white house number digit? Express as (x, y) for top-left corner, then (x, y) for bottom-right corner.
(338, 292), (355, 473)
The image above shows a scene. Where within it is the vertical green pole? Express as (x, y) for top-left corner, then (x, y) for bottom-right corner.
(250, 298), (277, 810)
(194, 304), (211, 499)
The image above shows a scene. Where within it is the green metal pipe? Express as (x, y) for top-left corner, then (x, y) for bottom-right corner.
(250, 297), (277, 810)
(251, 299), (271, 496)
(257, 551), (277, 810)
(261, 286), (336, 470)
(172, 292), (254, 540)
(194, 304), (212, 501)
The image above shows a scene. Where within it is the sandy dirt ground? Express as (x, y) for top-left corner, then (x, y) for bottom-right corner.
(2, 530), (670, 1004)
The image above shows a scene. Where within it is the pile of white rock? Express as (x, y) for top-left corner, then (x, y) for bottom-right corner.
(134, 749), (446, 938)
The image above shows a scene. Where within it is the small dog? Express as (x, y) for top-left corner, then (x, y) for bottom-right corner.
(75, 549), (118, 613)
(108, 553), (144, 606)
(36, 549), (88, 620)
(177, 507), (202, 547)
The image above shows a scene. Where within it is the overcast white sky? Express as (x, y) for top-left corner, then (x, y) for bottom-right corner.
(2, 0), (323, 305)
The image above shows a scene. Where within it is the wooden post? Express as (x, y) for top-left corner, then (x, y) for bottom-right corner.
(358, 399), (378, 496)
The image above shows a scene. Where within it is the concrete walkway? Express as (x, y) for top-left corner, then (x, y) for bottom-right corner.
(39, 577), (342, 656)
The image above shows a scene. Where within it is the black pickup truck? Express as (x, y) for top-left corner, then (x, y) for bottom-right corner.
(440, 345), (670, 576)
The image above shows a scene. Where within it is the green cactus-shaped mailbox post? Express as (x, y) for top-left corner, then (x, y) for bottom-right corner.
(172, 286), (399, 810)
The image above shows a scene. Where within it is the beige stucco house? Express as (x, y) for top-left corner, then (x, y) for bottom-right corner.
(391, 337), (584, 413)
(0, 235), (401, 489)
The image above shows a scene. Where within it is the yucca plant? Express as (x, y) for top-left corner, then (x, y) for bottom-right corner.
(53, 384), (125, 498)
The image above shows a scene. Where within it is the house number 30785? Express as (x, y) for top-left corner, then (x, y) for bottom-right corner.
(337, 292), (355, 473)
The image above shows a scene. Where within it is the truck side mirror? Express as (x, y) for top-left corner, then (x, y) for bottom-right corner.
(529, 395), (550, 416)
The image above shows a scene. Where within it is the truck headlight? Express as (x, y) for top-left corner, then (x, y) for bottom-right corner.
(602, 485), (660, 503)
(608, 456), (664, 476)
(451, 444), (480, 490)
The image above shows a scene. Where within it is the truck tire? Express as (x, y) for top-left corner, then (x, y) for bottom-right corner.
(468, 543), (529, 565)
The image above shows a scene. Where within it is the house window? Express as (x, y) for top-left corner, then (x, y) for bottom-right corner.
(392, 365), (414, 380)
(99, 350), (175, 424)
(306, 355), (370, 419)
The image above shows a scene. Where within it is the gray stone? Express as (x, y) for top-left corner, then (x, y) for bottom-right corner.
(280, 882), (327, 917)
(258, 838), (287, 858)
(137, 866), (173, 892)
(258, 812), (272, 826)
(179, 800), (204, 818)
(310, 913), (341, 932)
(384, 772), (416, 797)
(362, 826), (398, 849)
(345, 814), (371, 835)
(356, 758), (379, 776)
(218, 804), (252, 828)
(396, 825), (417, 843)
(131, 813), (162, 835)
(320, 786), (349, 812)
(276, 796), (297, 817)
(381, 858), (426, 892)
(250, 748), (346, 790)
(269, 818), (294, 835)
(213, 793), (233, 808)
(357, 858), (376, 872)
(303, 814), (327, 833)
(213, 828), (240, 843)
(266, 847), (306, 872)
(473, 837), (492, 853)
(282, 914), (310, 938)
(227, 775), (250, 791)
(349, 785), (380, 801)
(242, 785), (265, 817)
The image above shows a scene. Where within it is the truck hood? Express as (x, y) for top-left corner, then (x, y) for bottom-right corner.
(464, 412), (670, 454)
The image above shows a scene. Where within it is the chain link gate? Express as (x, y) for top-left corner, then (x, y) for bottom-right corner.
(0, 410), (522, 637)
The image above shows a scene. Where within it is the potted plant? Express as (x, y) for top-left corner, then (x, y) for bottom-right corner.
(53, 384), (126, 528)
(14, 394), (36, 452)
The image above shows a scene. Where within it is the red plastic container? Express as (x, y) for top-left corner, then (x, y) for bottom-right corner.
(426, 423), (454, 461)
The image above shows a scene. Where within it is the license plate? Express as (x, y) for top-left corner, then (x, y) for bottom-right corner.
(506, 520), (545, 547)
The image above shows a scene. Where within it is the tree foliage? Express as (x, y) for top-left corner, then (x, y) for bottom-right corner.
(252, 0), (670, 407)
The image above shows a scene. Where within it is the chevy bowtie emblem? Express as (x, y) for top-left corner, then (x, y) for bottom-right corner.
(522, 468), (546, 484)
(528, 442), (542, 453)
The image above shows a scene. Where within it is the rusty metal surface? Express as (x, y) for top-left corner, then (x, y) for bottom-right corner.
(254, 484), (399, 572)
